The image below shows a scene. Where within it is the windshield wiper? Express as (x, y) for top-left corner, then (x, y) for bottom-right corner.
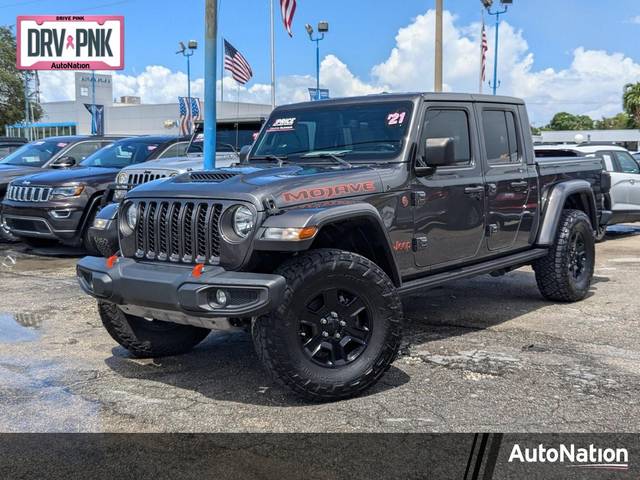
(252, 154), (288, 167)
(302, 152), (353, 168)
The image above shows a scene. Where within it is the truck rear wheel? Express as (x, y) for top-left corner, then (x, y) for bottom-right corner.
(533, 209), (595, 302)
(252, 249), (403, 401)
(98, 301), (210, 358)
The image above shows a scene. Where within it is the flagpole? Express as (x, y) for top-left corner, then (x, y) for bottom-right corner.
(220, 36), (225, 102)
(479, 10), (484, 94)
(270, 0), (276, 109)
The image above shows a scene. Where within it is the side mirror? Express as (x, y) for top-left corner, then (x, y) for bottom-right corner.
(53, 156), (76, 168)
(415, 138), (456, 176)
(239, 145), (252, 164)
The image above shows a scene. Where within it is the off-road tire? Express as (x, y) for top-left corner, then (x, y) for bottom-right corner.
(252, 249), (403, 402)
(594, 226), (607, 243)
(93, 235), (119, 258)
(98, 301), (211, 358)
(533, 209), (595, 302)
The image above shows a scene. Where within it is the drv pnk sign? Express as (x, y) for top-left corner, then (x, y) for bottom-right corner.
(16, 15), (124, 70)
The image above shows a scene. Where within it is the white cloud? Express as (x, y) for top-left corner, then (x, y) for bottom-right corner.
(38, 9), (640, 125)
(630, 15), (640, 25)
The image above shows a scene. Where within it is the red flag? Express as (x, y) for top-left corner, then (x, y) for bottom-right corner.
(280, 0), (297, 37)
(481, 22), (488, 82)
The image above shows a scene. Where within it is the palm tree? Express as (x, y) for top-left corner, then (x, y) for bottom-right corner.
(623, 83), (640, 127)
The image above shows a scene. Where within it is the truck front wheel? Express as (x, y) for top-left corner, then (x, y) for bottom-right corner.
(533, 209), (595, 302)
(98, 301), (211, 358)
(252, 249), (403, 401)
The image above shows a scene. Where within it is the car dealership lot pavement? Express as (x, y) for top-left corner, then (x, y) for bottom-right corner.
(1, 227), (640, 433)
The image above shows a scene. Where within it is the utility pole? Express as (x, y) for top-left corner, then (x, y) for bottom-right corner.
(204, 0), (218, 169)
(434, 0), (443, 92)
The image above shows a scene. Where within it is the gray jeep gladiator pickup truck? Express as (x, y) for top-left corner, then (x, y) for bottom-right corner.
(77, 93), (610, 401)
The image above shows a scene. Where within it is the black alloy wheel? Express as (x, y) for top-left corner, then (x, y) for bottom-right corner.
(299, 287), (373, 368)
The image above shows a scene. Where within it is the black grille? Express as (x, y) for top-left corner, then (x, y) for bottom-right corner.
(133, 200), (223, 264)
(189, 172), (239, 182)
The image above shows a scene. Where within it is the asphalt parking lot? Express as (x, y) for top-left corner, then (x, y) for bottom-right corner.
(1, 226), (640, 433)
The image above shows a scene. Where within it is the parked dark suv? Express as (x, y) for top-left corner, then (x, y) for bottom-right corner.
(0, 135), (122, 241)
(2, 135), (181, 252)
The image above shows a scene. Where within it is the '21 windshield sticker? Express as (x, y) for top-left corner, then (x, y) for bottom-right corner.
(267, 117), (297, 132)
(387, 111), (407, 127)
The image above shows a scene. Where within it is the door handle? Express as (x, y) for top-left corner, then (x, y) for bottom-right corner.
(510, 181), (529, 190)
(464, 186), (485, 195)
(630, 179), (636, 185)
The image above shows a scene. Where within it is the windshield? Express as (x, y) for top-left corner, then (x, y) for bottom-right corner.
(0, 139), (68, 167)
(252, 101), (413, 162)
(80, 138), (163, 168)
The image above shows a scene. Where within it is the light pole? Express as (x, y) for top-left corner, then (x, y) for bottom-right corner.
(176, 40), (198, 134)
(482, 0), (512, 95)
(305, 21), (329, 101)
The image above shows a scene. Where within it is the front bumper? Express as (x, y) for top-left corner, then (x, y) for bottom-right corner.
(2, 203), (83, 241)
(76, 256), (286, 321)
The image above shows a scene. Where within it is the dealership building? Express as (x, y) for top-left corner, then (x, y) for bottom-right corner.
(6, 72), (272, 139)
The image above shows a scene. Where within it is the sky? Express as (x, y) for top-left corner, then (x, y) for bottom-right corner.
(2, 0), (640, 125)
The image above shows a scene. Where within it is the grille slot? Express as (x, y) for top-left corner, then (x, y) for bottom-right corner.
(6, 185), (52, 202)
(134, 200), (223, 264)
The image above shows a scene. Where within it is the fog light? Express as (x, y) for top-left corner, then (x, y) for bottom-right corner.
(215, 289), (228, 306)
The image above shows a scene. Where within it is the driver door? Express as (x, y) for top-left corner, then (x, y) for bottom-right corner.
(412, 103), (486, 269)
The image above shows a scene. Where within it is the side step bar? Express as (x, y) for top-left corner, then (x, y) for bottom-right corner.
(398, 248), (548, 296)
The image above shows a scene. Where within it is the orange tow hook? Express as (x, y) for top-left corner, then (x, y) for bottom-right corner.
(192, 263), (205, 278)
(106, 255), (118, 269)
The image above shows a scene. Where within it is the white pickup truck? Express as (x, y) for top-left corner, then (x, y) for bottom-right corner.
(535, 143), (640, 239)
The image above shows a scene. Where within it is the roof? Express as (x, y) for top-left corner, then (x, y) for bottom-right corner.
(114, 135), (177, 143)
(274, 92), (525, 110)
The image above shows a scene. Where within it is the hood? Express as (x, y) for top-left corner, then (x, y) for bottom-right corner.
(127, 163), (385, 210)
(121, 156), (204, 174)
(0, 165), (41, 185)
(11, 166), (120, 187)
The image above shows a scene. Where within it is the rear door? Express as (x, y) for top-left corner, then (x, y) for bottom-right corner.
(412, 102), (486, 268)
(477, 104), (536, 252)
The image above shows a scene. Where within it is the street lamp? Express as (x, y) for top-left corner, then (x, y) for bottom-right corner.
(305, 21), (329, 101)
(176, 40), (198, 133)
(482, 0), (513, 95)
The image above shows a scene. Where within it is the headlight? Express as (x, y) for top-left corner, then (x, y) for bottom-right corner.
(233, 206), (255, 238)
(116, 172), (128, 184)
(125, 203), (139, 231)
(50, 185), (84, 198)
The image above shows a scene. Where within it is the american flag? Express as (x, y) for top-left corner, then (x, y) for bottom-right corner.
(178, 96), (202, 136)
(224, 39), (253, 85)
(280, 0), (297, 37)
(481, 21), (488, 83)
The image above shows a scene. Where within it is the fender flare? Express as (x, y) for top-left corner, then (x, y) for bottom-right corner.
(77, 193), (107, 238)
(254, 203), (402, 286)
(536, 180), (598, 246)
(94, 201), (119, 222)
